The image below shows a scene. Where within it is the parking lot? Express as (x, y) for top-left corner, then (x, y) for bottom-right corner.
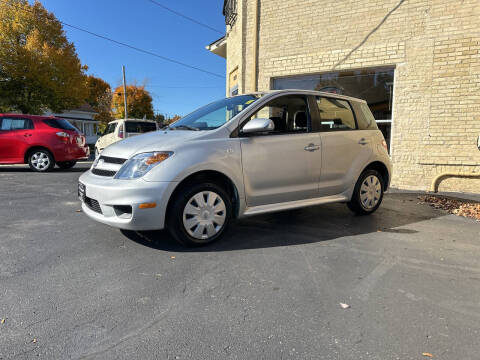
(1, 162), (480, 359)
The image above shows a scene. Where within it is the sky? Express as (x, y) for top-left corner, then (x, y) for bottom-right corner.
(35, 0), (227, 118)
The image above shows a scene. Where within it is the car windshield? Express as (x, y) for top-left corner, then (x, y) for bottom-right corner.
(169, 95), (261, 131)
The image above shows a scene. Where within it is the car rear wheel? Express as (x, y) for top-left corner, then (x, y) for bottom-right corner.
(28, 149), (55, 172)
(57, 161), (77, 169)
(347, 169), (384, 215)
(167, 183), (232, 246)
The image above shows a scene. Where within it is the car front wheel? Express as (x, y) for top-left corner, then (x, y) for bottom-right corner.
(167, 183), (232, 246)
(347, 169), (384, 215)
(28, 149), (55, 172)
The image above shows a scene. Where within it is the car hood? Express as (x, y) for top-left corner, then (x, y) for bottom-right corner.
(101, 130), (204, 159)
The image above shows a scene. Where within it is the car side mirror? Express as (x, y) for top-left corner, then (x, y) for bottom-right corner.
(241, 118), (275, 134)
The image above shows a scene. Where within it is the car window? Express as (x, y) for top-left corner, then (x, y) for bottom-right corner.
(0, 117), (34, 131)
(43, 118), (78, 131)
(246, 95), (310, 135)
(105, 123), (117, 134)
(125, 122), (157, 133)
(313, 97), (356, 131)
(353, 102), (379, 130)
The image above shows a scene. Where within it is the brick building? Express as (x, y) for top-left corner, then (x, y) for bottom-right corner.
(207, 0), (480, 193)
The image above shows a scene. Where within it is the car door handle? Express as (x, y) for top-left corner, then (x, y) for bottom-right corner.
(304, 143), (320, 152)
(23, 134), (32, 137)
(358, 138), (368, 145)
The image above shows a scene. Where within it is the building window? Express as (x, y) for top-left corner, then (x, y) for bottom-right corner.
(229, 68), (239, 96)
(272, 67), (394, 151)
(223, 0), (237, 27)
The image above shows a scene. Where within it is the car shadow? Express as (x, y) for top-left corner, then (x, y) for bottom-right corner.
(121, 193), (444, 252)
(0, 166), (89, 173)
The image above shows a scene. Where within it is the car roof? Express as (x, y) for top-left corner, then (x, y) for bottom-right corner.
(234, 89), (367, 103)
(0, 113), (56, 120)
(108, 118), (157, 123)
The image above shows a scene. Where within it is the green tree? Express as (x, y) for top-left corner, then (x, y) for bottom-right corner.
(86, 75), (113, 130)
(0, 0), (88, 114)
(112, 85), (154, 119)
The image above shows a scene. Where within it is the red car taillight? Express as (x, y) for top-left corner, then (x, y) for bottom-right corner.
(118, 129), (124, 139)
(56, 131), (70, 143)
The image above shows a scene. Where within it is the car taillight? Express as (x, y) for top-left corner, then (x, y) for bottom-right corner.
(56, 131), (70, 143)
(118, 129), (124, 139)
(381, 139), (388, 151)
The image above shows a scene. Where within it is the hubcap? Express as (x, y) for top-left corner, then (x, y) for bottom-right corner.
(182, 191), (226, 240)
(359, 175), (382, 210)
(31, 152), (50, 170)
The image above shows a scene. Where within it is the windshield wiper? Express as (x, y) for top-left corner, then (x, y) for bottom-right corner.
(169, 125), (200, 131)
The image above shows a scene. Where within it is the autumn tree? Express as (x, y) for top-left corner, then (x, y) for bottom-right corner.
(0, 0), (88, 114)
(86, 75), (113, 129)
(112, 85), (154, 119)
(165, 114), (182, 125)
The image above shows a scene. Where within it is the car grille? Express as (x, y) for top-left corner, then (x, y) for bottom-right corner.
(91, 156), (127, 177)
(92, 168), (117, 177)
(84, 196), (102, 214)
(99, 156), (126, 164)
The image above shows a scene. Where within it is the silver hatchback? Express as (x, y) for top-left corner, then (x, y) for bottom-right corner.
(79, 90), (392, 246)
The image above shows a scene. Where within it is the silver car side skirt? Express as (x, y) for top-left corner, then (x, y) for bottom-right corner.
(243, 194), (348, 216)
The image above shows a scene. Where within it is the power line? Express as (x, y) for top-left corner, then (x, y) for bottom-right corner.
(146, 0), (224, 35)
(1, 0), (225, 79)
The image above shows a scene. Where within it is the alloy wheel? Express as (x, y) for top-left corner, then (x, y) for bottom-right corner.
(31, 152), (51, 171)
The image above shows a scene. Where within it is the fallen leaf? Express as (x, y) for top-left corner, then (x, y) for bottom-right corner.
(32, 338), (37, 343)
(170, 256), (176, 259)
(340, 302), (350, 309)
(0, 318), (5, 324)
(422, 353), (433, 358)
(76, 209), (82, 213)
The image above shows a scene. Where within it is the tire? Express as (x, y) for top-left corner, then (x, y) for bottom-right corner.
(28, 149), (55, 172)
(57, 161), (77, 169)
(167, 182), (232, 246)
(347, 169), (384, 215)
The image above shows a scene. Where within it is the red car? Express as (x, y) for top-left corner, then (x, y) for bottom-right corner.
(0, 114), (90, 172)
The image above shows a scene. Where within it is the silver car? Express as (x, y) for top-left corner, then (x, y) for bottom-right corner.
(79, 90), (392, 246)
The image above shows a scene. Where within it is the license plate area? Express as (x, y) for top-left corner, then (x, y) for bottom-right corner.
(78, 182), (86, 201)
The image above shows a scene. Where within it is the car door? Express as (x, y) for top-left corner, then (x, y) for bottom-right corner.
(239, 95), (322, 207)
(311, 96), (373, 196)
(98, 122), (118, 150)
(0, 117), (34, 163)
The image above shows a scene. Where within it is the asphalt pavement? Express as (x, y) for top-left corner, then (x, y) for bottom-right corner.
(1, 163), (480, 359)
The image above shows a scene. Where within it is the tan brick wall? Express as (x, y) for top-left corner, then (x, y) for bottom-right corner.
(226, 0), (480, 193)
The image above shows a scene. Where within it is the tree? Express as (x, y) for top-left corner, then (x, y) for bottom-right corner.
(165, 114), (182, 125)
(112, 85), (154, 119)
(0, 0), (88, 114)
(86, 75), (113, 129)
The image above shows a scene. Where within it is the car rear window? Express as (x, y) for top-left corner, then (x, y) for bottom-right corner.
(125, 122), (157, 133)
(43, 118), (79, 131)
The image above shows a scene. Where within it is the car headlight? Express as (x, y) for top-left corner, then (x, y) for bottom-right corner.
(114, 151), (173, 180)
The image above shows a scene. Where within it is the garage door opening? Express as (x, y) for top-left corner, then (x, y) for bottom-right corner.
(272, 67), (394, 152)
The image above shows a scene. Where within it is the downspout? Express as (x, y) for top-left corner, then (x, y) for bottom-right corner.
(431, 137), (480, 192)
(251, 0), (259, 92)
(431, 173), (480, 193)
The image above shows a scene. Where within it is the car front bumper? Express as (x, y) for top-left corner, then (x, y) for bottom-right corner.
(78, 170), (178, 231)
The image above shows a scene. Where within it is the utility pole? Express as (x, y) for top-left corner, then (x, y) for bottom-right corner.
(122, 65), (128, 119)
